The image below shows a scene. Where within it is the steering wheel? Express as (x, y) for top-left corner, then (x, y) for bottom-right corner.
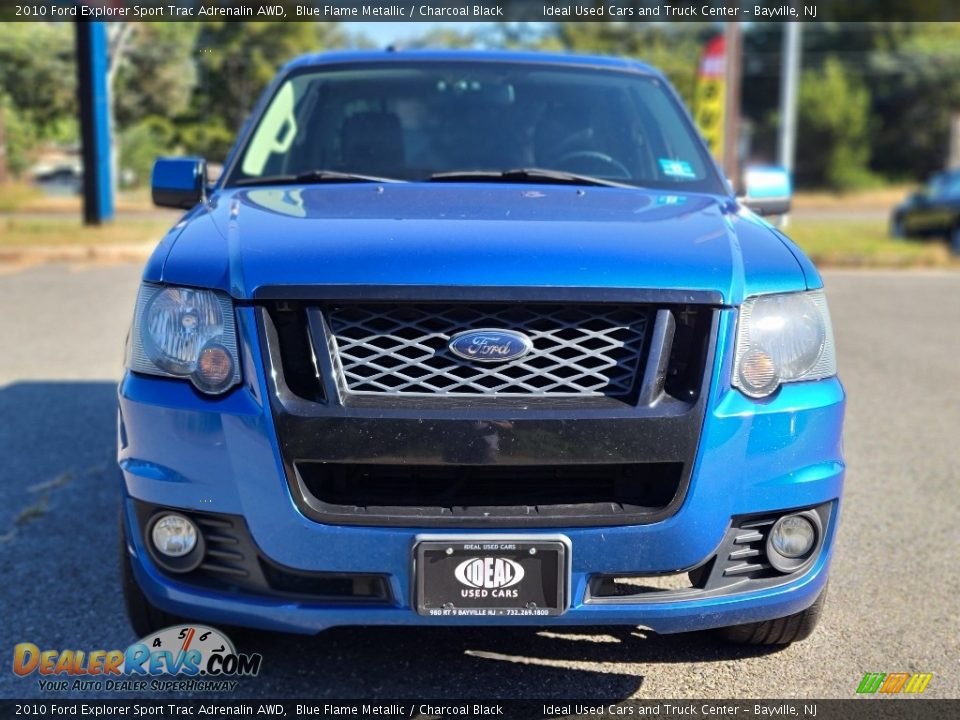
(555, 150), (631, 179)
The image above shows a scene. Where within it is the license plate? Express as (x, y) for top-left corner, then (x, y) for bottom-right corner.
(415, 537), (568, 617)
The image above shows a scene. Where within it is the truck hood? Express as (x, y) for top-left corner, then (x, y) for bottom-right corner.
(156, 183), (810, 305)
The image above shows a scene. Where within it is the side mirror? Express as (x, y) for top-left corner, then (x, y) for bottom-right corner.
(151, 157), (207, 209)
(740, 165), (792, 217)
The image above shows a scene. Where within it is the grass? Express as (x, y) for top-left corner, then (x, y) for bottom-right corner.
(784, 219), (957, 268)
(792, 186), (915, 210)
(0, 182), (156, 213)
(0, 216), (173, 248)
(0, 183), (44, 212)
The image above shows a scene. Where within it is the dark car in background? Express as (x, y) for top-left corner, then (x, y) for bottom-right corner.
(32, 164), (83, 196)
(891, 169), (960, 252)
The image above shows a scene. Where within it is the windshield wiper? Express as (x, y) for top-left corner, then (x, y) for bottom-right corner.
(429, 168), (635, 189)
(233, 169), (406, 187)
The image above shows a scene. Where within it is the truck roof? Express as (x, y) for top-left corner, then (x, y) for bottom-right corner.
(283, 49), (662, 77)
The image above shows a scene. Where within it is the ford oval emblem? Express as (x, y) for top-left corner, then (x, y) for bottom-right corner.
(448, 329), (533, 363)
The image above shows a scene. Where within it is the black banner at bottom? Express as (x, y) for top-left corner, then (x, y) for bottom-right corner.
(0, 700), (955, 720)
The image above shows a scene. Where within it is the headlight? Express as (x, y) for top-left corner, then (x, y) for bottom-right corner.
(732, 290), (836, 398)
(127, 284), (240, 394)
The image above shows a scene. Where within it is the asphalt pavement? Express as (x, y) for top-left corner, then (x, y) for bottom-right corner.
(0, 263), (957, 700)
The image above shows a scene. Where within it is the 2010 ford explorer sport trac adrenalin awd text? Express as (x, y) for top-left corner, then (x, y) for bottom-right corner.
(118, 51), (844, 647)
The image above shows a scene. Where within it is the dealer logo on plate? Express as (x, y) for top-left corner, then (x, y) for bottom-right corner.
(454, 557), (525, 589)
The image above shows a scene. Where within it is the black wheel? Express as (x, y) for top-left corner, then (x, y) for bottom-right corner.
(119, 508), (185, 637)
(890, 215), (906, 239)
(715, 586), (827, 646)
(949, 225), (960, 256)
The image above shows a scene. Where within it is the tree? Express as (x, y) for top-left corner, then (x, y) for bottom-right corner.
(0, 24), (76, 177)
(864, 24), (960, 179)
(119, 115), (177, 187)
(113, 23), (199, 128)
(0, 93), (38, 179)
(540, 22), (711, 107)
(184, 22), (348, 161)
(796, 58), (876, 189)
(0, 24), (76, 135)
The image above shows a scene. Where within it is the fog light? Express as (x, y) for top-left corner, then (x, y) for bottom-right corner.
(151, 514), (198, 558)
(770, 514), (816, 558)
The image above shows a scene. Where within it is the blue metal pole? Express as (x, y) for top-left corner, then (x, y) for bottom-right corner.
(76, 21), (114, 225)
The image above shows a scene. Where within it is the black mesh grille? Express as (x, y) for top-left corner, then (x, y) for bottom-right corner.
(323, 303), (649, 398)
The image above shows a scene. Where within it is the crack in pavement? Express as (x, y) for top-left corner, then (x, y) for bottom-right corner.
(0, 463), (106, 544)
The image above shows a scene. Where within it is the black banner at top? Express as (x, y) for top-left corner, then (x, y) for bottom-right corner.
(4, 0), (960, 23)
(0, 699), (958, 719)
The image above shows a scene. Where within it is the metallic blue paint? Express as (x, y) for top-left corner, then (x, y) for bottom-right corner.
(157, 184), (808, 305)
(121, 51), (844, 635)
(119, 307), (845, 634)
(151, 157), (207, 209)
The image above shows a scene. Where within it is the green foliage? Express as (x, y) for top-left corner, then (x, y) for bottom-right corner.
(530, 23), (710, 108)
(0, 24), (76, 137)
(114, 24), (200, 128)
(1, 94), (38, 178)
(797, 58), (878, 190)
(0, 24), (76, 177)
(184, 22), (347, 161)
(119, 116), (177, 187)
(0, 182), (42, 213)
(864, 24), (960, 180)
(173, 118), (235, 163)
(786, 218), (955, 267)
(5, 20), (960, 191)
(0, 21), (351, 183)
(747, 23), (960, 187)
(193, 23), (300, 132)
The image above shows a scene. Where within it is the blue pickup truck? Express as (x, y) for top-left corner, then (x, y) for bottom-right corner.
(119, 50), (844, 646)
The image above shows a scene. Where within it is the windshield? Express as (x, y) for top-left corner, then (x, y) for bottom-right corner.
(225, 61), (725, 193)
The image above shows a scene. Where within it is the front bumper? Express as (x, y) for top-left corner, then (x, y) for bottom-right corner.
(118, 306), (845, 635)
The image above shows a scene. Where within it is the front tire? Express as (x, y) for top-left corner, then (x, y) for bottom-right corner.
(890, 215), (906, 238)
(949, 224), (960, 256)
(119, 508), (186, 637)
(715, 586), (827, 646)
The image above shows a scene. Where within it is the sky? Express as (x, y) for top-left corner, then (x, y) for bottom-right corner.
(344, 22), (489, 46)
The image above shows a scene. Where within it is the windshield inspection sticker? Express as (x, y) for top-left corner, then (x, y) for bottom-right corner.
(655, 194), (688, 206)
(659, 159), (697, 179)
